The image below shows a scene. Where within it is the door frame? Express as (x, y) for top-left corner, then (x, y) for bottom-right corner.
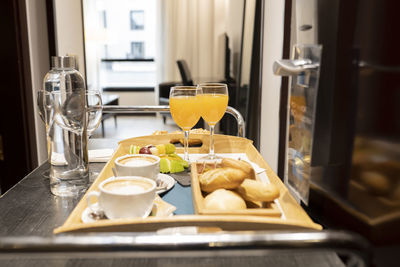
(0, 0), (38, 192)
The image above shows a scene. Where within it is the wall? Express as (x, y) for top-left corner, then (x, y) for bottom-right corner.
(103, 91), (155, 106)
(226, 0), (244, 79)
(259, 0), (286, 172)
(240, 0), (256, 87)
(25, 0), (50, 165)
(53, 0), (86, 76)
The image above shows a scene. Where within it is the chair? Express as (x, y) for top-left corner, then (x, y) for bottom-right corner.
(158, 81), (178, 106)
(177, 60), (194, 86)
(158, 60), (193, 107)
(158, 60), (193, 123)
(158, 81), (181, 123)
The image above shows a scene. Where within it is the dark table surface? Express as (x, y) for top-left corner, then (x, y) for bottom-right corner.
(0, 139), (362, 266)
(0, 139), (117, 237)
(0, 138), (195, 238)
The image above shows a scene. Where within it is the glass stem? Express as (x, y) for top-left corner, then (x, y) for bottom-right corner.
(209, 125), (215, 159)
(184, 130), (189, 162)
(45, 124), (51, 163)
(78, 130), (88, 173)
(78, 133), (84, 169)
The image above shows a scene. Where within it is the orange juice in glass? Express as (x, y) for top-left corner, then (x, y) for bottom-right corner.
(197, 83), (229, 160)
(170, 96), (201, 130)
(197, 94), (229, 125)
(169, 86), (200, 161)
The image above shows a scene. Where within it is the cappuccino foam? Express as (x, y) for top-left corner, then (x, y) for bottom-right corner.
(104, 180), (152, 194)
(119, 156), (156, 166)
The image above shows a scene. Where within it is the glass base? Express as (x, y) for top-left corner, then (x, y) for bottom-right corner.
(41, 169), (50, 179)
(89, 171), (100, 182)
(50, 168), (89, 197)
(50, 177), (88, 197)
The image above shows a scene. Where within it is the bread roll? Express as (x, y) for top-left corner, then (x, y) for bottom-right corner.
(237, 179), (280, 202)
(199, 167), (246, 192)
(204, 189), (246, 210)
(221, 158), (256, 180)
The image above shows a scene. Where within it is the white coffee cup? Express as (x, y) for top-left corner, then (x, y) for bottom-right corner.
(86, 176), (156, 219)
(115, 154), (160, 181)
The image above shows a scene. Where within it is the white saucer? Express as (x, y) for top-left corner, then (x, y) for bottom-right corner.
(81, 174), (175, 223)
(156, 173), (176, 194)
(81, 204), (105, 223)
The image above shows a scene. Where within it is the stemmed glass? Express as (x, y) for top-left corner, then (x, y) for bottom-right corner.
(197, 83), (229, 160)
(86, 90), (103, 137)
(51, 90), (103, 172)
(86, 90), (103, 179)
(52, 90), (103, 134)
(37, 90), (54, 177)
(169, 86), (201, 162)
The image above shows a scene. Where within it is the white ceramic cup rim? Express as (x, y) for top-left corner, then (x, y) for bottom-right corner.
(99, 176), (156, 196)
(115, 154), (160, 167)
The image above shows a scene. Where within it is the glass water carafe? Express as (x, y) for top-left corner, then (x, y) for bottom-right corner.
(43, 56), (89, 197)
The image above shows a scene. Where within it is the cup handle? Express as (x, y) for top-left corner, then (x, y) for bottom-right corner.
(86, 191), (100, 211)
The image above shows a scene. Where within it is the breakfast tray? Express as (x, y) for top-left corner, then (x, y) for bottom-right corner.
(54, 134), (322, 234)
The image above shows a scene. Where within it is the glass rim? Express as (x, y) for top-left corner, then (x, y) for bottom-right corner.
(51, 90), (100, 95)
(171, 86), (198, 90)
(197, 82), (227, 87)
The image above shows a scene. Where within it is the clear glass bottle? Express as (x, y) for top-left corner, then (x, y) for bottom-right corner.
(43, 56), (89, 197)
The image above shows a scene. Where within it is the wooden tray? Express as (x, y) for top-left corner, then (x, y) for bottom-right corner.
(191, 163), (282, 217)
(54, 134), (322, 234)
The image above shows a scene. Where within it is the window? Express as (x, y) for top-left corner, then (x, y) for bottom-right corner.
(130, 42), (144, 58)
(84, 0), (156, 90)
(130, 10), (144, 30)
